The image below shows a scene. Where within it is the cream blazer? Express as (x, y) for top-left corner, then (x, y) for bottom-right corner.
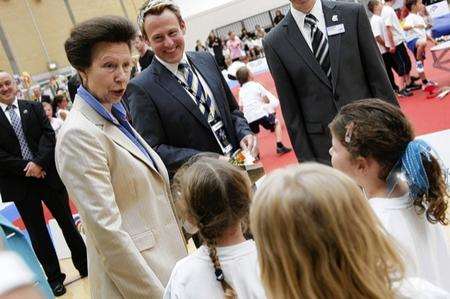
(55, 96), (187, 299)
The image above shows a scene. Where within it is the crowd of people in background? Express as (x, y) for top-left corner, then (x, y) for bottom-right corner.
(368, 0), (438, 97)
(194, 9), (286, 70)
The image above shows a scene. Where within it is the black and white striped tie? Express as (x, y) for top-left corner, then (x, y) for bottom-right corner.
(305, 14), (332, 81)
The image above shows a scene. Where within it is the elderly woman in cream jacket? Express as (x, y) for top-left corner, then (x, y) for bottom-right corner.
(55, 16), (187, 299)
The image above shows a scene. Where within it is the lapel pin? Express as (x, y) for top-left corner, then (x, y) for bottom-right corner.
(23, 109), (28, 114)
(332, 15), (338, 22)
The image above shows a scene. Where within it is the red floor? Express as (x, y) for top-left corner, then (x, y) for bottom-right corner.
(231, 47), (450, 172)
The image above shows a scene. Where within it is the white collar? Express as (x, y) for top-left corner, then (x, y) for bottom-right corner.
(291, 0), (324, 28)
(369, 193), (412, 210)
(0, 97), (19, 113)
(155, 53), (189, 76)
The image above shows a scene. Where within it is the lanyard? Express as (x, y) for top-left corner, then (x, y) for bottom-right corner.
(174, 62), (214, 117)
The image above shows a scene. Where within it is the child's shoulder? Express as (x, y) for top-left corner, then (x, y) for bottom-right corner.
(171, 246), (213, 276)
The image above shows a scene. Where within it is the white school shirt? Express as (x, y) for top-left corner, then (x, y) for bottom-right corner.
(163, 240), (266, 299)
(381, 5), (406, 46)
(394, 277), (450, 298)
(404, 13), (427, 42)
(290, 0), (328, 51)
(370, 15), (387, 54)
(370, 193), (450, 291)
(238, 81), (274, 123)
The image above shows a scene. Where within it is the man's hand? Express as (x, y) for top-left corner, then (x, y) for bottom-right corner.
(389, 46), (396, 54)
(240, 134), (259, 158)
(24, 162), (46, 179)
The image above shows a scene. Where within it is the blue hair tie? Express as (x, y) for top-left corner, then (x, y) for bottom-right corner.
(400, 139), (432, 199)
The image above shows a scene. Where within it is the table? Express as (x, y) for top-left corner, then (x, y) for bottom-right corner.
(431, 40), (450, 72)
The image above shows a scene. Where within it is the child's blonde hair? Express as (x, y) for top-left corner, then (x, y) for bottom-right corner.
(173, 156), (252, 299)
(250, 163), (405, 299)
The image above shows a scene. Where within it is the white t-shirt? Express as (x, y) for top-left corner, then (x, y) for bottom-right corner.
(370, 193), (450, 291)
(394, 277), (450, 298)
(404, 13), (427, 42)
(381, 5), (406, 46)
(164, 240), (266, 299)
(370, 15), (387, 54)
(238, 81), (272, 123)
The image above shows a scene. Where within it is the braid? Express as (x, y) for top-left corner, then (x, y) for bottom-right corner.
(206, 240), (237, 299)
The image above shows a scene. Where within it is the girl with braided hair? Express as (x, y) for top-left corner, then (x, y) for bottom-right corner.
(329, 98), (450, 291)
(164, 157), (266, 299)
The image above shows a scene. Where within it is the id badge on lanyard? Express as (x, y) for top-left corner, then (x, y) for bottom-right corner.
(211, 120), (233, 155)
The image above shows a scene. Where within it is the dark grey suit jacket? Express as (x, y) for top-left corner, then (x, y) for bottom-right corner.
(124, 51), (251, 176)
(264, 0), (398, 164)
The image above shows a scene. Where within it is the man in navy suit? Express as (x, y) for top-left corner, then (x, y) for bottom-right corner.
(0, 70), (87, 296)
(125, 0), (256, 176)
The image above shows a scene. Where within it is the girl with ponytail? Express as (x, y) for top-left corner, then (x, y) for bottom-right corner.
(329, 98), (450, 291)
(164, 156), (266, 299)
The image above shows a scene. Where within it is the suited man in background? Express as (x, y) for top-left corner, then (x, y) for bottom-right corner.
(125, 0), (256, 176)
(0, 70), (87, 296)
(264, 0), (398, 164)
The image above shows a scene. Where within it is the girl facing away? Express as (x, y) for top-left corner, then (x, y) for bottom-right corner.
(164, 157), (266, 299)
(329, 99), (450, 291)
(250, 163), (449, 299)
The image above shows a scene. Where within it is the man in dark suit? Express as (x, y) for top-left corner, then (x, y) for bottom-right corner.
(0, 71), (87, 296)
(125, 0), (256, 176)
(264, 0), (398, 164)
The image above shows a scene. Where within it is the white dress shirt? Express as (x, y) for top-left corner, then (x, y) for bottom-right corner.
(0, 98), (21, 124)
(370, 193), (450, 291)
(290, 0), (328, 51)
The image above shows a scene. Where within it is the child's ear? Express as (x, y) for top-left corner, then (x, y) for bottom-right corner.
(355, 156), (370, 175)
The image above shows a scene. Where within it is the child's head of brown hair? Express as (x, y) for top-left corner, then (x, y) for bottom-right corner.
(236, 66), (251, 86)
(367, 0), (381, 13)
(405, 0), (420, 12)
(329, 99), (448, 225)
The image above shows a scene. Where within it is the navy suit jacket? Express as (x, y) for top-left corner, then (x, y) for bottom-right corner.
(124, 51), (251, 175)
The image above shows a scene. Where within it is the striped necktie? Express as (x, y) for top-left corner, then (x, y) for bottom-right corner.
(178, 62), (216, 122)
(305, 14), (332, 81)
(6, 104), (34, 160)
